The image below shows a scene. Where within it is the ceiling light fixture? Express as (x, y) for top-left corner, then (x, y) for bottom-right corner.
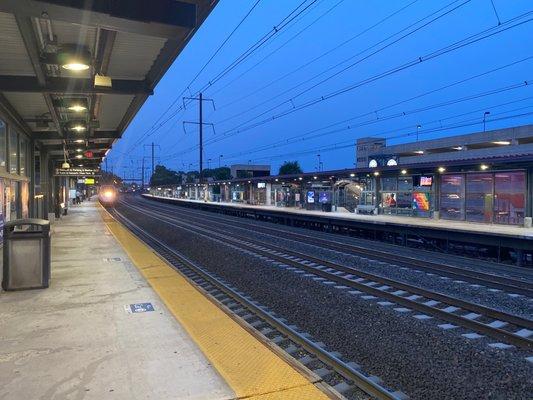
(68, 104), (87, 112)
(492, 140), (510, 145)
(58, 45), (91, 71)
(438, 167), (446, 173)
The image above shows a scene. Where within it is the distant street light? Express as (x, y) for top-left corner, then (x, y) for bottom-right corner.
(219, 154), (223, 168)
(416, 124), (422, 142)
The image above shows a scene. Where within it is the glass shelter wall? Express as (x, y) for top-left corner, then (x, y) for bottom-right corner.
(440, 171), (526, 225)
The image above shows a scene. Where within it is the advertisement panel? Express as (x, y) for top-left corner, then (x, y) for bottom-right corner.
(306, 191), (315, 203)
(413, 192), (431, 211)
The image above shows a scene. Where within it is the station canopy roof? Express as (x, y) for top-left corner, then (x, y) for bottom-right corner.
(0, 0), (217, 169)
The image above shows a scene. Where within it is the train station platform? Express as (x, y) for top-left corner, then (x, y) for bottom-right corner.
(144, 195), (533, 239)
(0, 200), (329, 399)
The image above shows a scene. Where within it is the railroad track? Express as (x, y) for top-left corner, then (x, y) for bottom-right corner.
(109, 207), (408, 400)
(139, 196), (533, 297)
(119, 200), (533, 351)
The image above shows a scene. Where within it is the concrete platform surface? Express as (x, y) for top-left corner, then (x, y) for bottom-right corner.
(0, 201), (234, 400)
(146, 195), (533, 239)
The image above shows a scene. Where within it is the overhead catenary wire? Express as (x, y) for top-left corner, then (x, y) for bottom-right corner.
(214, 0), (469, 127)
(165, 96), (533, 168)
(203, 11), (532, 147)
(121, 0), (265, 154)
(212, 107), (533, 166)
(200, 79), (532, 161)
(215, 0), (419, 113)
(122, 0), (321, 155)
(165, 51), (533, 160)
(207, 0), (349, 98)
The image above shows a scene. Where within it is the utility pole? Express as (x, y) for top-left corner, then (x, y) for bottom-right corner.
(143, 143), (160, 185)
(141, 156), (145, 190)
(183, 93), (215, 184)
(151, 142), (155, 177)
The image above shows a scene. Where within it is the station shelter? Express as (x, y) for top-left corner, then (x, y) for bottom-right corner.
(151, 152), (533, 228)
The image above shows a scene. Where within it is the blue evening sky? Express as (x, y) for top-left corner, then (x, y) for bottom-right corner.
(107, 0), (533, 179)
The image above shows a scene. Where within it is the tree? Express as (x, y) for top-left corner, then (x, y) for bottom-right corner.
(203, 167), (231, 181)
(278, 161), (303, 175)
(149, 165), (181, 186)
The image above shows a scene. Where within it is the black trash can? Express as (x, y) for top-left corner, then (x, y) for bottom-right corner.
(2, 219), (51, 291)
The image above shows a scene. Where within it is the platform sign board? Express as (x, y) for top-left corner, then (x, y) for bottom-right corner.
(125, 303), (155, 314)
(84, 178), (95, 185)
(54, 168), (100, 177)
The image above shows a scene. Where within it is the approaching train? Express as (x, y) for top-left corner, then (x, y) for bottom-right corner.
(98, 185), (118, 206)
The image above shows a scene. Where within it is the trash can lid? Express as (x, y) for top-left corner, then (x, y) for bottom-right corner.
(5, 218), (50, 228)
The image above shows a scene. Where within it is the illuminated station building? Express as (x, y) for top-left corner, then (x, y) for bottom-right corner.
(152, 124), (533, 227)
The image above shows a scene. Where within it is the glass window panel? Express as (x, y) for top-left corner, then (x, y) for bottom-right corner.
(382, 177), (397, 191)
(9, 129), (18, 175)
(0, 119), (6, 170)
(19, 135), (27, 176)
(494, 171), (525, 225)
(10, 181), (18, 220)
(398, 177), (413, 191)
(440, 174), (464, 220)
(465, 173), (493, 223)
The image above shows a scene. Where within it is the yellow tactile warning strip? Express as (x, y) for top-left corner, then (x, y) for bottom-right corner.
(100, 208), (330, 400)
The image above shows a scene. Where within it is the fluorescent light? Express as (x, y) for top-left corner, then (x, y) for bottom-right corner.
(76, 148), (82, 152)
(75, 154), (82, 159)
(480, 164), (489, 170)
(373, 171), (380, 176)
(75, 139), (84, 143)
(438, 167), (446, 173)
(68, 104), (87, 112)
(62, 62), (90, 71)
(401, 169), (407, 175)
(492, 141), (510, 145)
(414, 150), (424, 154)
(452, 146), (463, 150)
(71, 124), (86, 132)
(349, 173), (355, 177)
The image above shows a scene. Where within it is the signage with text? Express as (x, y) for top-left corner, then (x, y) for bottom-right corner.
(54, 168), (100, 177)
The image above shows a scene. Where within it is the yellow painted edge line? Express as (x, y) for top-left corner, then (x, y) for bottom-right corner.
(99, 206), (330, 400)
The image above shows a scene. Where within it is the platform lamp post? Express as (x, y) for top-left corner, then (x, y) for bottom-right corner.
(218, 154), (223, 168)
(416, 124), (422, 142)
(483, 111), (491, 132)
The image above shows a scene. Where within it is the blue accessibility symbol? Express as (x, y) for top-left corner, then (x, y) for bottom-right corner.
(129, 303), (155, 313)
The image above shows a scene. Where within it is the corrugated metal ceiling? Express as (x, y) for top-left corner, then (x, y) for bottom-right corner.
(98, 94), (135, 129)
(107, 31), (166, 80)
(0, 12), (35, 76)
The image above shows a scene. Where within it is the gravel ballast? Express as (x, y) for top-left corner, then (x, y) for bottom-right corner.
(116, 199), (533, 400)
(138, 197), (533, 319)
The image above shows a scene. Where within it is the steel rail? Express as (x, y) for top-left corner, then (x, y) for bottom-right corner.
(119, 200), (533, 350)
(110, 207), (407, 400)
(139, 196), (533, 296)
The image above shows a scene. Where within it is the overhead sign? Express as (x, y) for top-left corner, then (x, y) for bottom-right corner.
(54, 167), (100, 177)
(84, 178), (95, 185)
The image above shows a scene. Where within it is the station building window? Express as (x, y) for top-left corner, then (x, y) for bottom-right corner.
(19, 135), (29, 176)
(0, 119), (6, 170)
(9, 181), (18, 220)
(465, 173), (493, 223)
(494, 171), (526, 225)
(379, 175), (433, 217)
(9, 129), (18, 175)
(440, 174), (465, 220)
(440, 171), (526, 225)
